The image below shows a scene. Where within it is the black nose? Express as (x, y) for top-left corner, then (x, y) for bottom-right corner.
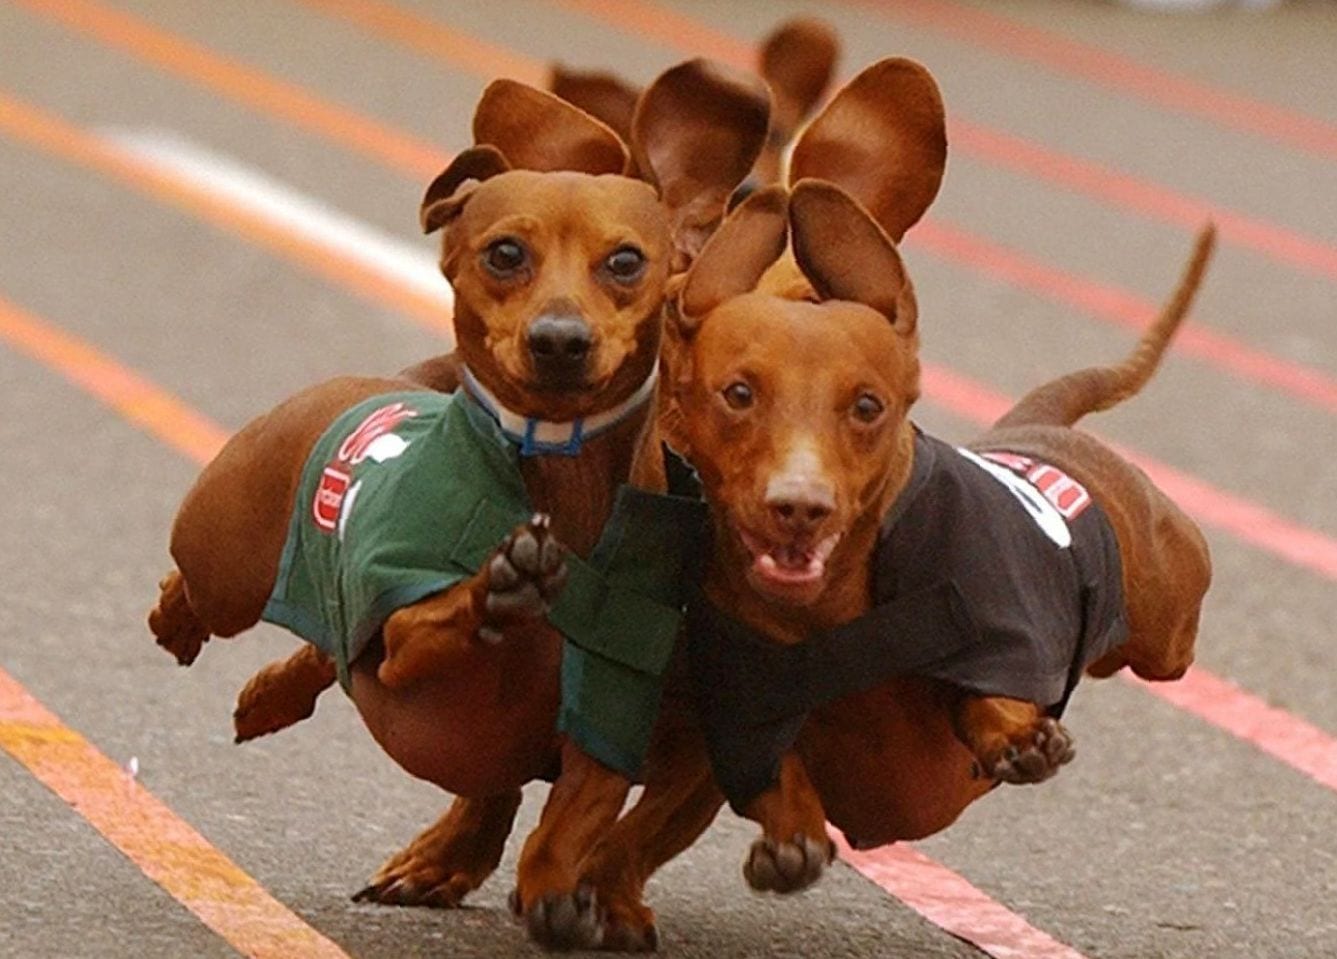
(768, 495), (834, 535)
(527, 315), (592, 376)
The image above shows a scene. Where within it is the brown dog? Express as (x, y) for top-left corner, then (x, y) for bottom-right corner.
(146, 61), (768, 949)
(550, 15), (839, 190)
(665, 181), (1213, 890)
(554, 57), (1213, 947)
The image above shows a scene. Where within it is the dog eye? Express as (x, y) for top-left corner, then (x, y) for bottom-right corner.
(483, 238), (528, 278)
(852, 393), (885, 423)
(603, 246), (646, 283)
(722, 381), (754, 410)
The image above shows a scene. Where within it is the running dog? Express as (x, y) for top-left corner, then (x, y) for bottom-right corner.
(146, 60), (768, 948)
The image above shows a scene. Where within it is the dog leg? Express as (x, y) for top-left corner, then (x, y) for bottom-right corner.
(378, 515), (568, 688)
(147, 569), (212, 666)
(353, 790), (523, 908)
(741, 751), (834, 894)
(576, 723), (725, 952)
(232, 645), (336, 742)
(954, 694), (1075, 785)
(513, 741), (632, 951)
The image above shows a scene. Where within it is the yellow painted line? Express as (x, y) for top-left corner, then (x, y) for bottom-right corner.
(0, 667), (354, 959)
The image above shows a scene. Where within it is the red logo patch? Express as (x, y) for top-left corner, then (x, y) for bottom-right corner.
(309, 402), (419, 534)
(980, 451), (1092, 520)
(312, 466), (350, 531)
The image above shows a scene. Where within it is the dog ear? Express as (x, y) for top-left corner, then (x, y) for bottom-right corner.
(420, 145), (511, 234)
(754, 17), (839, 182)
(677, 186), (789, 333)
(548, 64), (641, 143)
(789, 178), (917, 335)
(789, 58), (946, 243)
(473, 78), (629, 175)
(631, 58), (771, 268)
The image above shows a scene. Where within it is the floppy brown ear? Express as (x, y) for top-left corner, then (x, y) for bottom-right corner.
(789, 178), (916, 335)
(473, 78), (629, 175)
(677, 186), (789, 333)
(789, 58), (946, 243)
(420, 145), (511, 234)
(759, 17), (839, 132)
(548, 64), (641, 143)
(631, 58), (771, 267)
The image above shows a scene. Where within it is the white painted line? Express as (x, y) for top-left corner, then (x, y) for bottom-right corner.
(102, 127), (452, 308)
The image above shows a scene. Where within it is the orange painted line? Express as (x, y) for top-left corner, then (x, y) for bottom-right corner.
(858, 0), (1337, 163)
(0, 92), (452, 337)
(0, 297), (228, 463)
(12, 0), (443, 181)
(0, 667), (352, 959)
(292, 0), (547, 89)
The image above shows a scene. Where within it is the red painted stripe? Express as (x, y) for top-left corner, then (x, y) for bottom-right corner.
(0, 668), (352, 959)
(863, 0), (1337, 162)
(831, 832), (1091, 959)
(915, 220), (1337, 417)
(1133, 669), (1337, 792)
(948, 121), (1337, 283)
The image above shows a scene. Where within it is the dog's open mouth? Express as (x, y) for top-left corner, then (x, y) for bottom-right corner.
(737, 527), (842, 594)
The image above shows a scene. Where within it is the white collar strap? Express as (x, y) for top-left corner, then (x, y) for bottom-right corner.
(461, 361), (659, 457)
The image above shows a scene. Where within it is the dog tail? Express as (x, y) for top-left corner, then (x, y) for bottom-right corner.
(992, 224), (1216, 431)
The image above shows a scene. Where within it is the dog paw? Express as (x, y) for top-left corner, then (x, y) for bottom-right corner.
(352, 864), (474, 910)
(599, 903), (659, 952)
(743, 833), (833, 894)
(979, 717), (1076, 785)
(228, 655), (324, 743)
(232, 686), (313, 744)
(511, 884), (604, 951)
(148, 572), (210, 666)
(479, 514), (569, 644)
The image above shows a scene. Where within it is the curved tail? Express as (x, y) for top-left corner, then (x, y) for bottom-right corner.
(993, 224), (1216, 431)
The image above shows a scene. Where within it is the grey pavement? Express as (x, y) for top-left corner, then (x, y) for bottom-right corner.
(1, 1), (1335, 957)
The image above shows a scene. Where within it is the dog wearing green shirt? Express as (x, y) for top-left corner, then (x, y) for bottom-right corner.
(146, 61), (768, 950)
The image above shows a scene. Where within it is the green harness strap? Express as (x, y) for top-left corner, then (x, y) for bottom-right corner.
(262, 389), (701, 777)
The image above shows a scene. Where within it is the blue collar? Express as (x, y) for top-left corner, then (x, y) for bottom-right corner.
(459, 362), (659, 457)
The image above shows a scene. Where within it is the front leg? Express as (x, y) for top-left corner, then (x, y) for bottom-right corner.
(575, 715), (726, 951)
(513, 741), (633, 951)
(953, 694), (1075, 784)
(741, 751), (834, 894)
(378, 514), (567, 687)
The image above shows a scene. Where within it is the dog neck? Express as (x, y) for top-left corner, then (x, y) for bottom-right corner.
(460, 362), (659, 458)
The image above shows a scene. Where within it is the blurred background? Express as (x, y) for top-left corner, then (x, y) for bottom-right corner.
(1, 2), (1335, 957)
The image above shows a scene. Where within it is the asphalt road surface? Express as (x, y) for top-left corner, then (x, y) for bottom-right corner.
(2, 1), (1336, 957)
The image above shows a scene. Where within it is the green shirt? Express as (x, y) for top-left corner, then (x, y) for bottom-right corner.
(262, 389), (702, 777)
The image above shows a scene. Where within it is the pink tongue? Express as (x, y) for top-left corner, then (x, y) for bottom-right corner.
(755, 550), (825, 585)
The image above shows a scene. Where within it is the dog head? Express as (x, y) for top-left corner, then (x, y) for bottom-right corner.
(423, 61), (768, 423)
(671, 181), (921, 608)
